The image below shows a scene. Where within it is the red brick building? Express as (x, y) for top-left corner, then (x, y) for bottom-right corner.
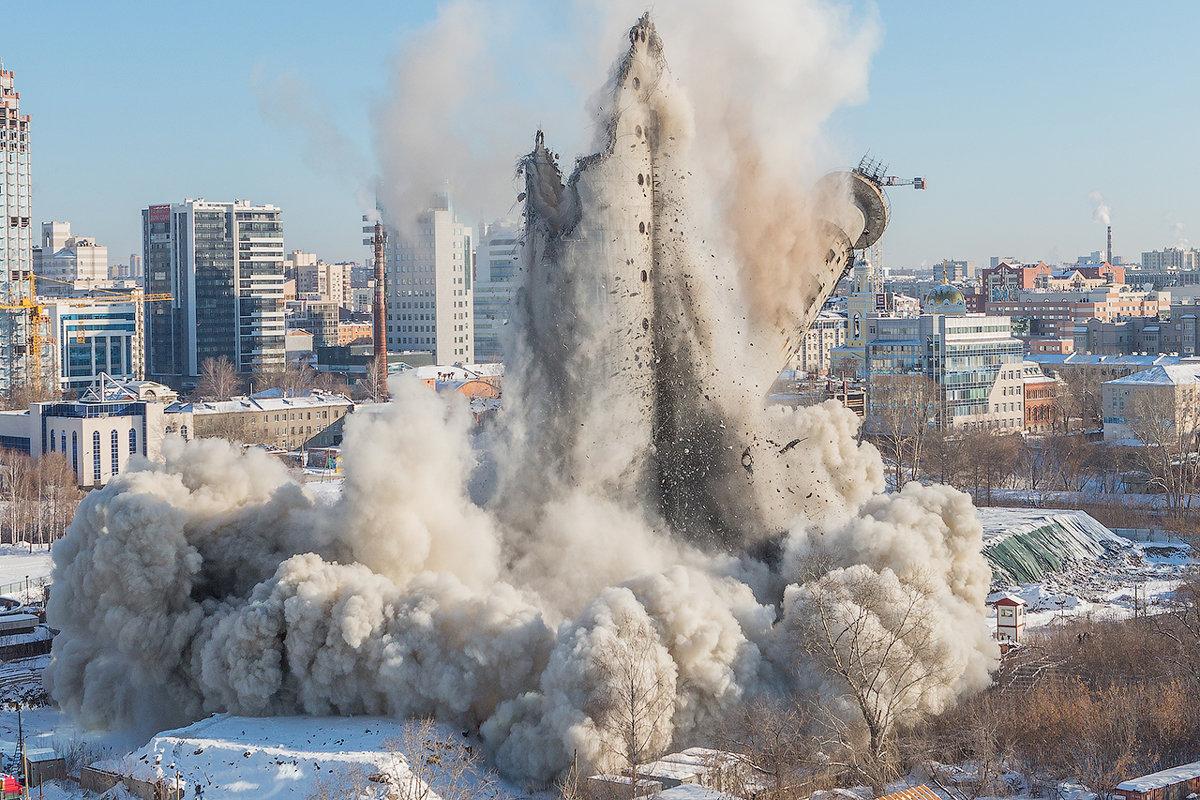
(1022, 365), (1057, 433)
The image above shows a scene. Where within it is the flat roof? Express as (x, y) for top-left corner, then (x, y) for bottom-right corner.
(1117, 761), (1200, 793)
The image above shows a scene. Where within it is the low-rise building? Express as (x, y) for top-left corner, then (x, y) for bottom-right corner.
(0, 376), (178, 488)
(990, 286), (1170, 340)
(1029, 352), (1182, 383)
(164, 388), (354, 451)
(1102, 362), (1200, 443)
(1022, 361), (1057, 433)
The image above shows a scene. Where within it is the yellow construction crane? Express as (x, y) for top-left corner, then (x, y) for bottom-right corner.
(0, 274), (172, 395)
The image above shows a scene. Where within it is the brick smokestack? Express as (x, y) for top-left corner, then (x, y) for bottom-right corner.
(372, 222), (389, 401)
(1107, 225), (1112, 266)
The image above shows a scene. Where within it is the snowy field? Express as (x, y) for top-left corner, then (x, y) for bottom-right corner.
(0, 543), (54, 591)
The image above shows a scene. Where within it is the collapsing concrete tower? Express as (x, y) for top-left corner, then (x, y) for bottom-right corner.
(505, 15), (888, 548)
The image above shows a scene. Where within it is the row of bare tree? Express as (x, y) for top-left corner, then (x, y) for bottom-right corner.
(193, 356), (385, 403)
(867, 372), (1200, 515)
(0, 450), (81, 546)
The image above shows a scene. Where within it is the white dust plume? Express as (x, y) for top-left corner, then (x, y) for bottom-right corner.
(47, 3), (998, 786)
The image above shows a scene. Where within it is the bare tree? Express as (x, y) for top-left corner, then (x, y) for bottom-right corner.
(255, 362), (316, 396)
(0, 450), (80, 545)
(867, 373), (942, 487)
(713, 697), (818, 800)
(385, 718), (494, 800)
(1055, 370), (1103, 433)
(1123, 390), (1200, 515)
(790, 563), (953, 795)
(1044, 433), (1095, 492)
(590, 631), (676, 796)
(959, 430), (1021, 505)
(357, 358), (387, 404)
(195, 356), (242, 400)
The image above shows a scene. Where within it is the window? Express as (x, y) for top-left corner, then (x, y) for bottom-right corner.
(111, 430), (120, 475)
(50, 431), (56, 453)
(62, 432), (67, 454)
(130, 428), (137, 454)
(93, 431), (101, 484)
(180, 425), (189, 441)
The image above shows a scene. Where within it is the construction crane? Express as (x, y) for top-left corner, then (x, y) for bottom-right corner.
(0, 274), (172, 395)
(0, 275), (52, 395)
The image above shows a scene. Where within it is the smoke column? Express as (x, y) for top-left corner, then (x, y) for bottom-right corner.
(46, 4), (998, 785)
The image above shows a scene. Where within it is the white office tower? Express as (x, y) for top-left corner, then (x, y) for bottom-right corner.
(143, 199), (286, 387)
(0, 63), (33, 392)
(33, 221), (109, 294)
(473, 219), (520, 363)
(384, 194), (474, 363)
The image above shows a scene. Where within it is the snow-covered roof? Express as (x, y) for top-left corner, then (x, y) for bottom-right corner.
(91, 715), (523, 800)
(1116, 760), (1200, 793)
(413, 363), (503, 381)
(166, 390), (353, 415)
(1028, 353), (1181, 368)
(1106, 364), (1200, 387)
(656, 786), (747, 800)
(987, 592), (1026, 606)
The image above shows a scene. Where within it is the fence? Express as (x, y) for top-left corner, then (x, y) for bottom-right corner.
(0, 577), (50, 603)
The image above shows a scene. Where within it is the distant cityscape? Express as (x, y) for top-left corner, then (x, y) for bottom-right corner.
(2, 58), (1199, 489)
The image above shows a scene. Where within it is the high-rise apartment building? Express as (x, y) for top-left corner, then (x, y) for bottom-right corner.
(473, 219), (520, 363)
(33, 221), (109, 294)
(934, 259), (973, 283)
(1, 63), (33, 391)
(143, 199), (285, 387)
(384, 195), (473, 363)
(1141, 247), (1200, 271)
(295, 258), (352, 307)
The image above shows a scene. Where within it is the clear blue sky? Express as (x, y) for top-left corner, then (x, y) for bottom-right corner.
(3, 1), (1198, 270)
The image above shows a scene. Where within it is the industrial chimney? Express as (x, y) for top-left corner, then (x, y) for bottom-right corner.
(363, 216), (389, 401)
(1107, 225), (1113, 266)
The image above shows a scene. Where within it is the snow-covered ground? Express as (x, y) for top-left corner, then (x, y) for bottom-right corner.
(0, 543), (54, 591)
(300, 475), (344, 506)
(990, 537), (1191, 628)
(92, 715), (523, 800)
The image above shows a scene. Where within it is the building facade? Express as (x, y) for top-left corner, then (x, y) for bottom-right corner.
(791, 310), (846, 376)
(164, 388), (353, 451)
(1074, 303), (1200, 357)
(295, 258), (352, 307)
(980, 261), (1052, 305)
(1102, 363), (1200, 444)
(32, 221), (108, 294)
(0, 377), (178, 488)
(934, 259), (972, 283)
(867, 313), (1025, 430)
(45, 299), (143, 392)
(989, 287), (1170, 340)
(1022, 361), (1056, 433)
(384, 195), (473, 363)
(1141, 247), (1200, 271)
(472, 220), (520, 363)
(143, 199), (286, 387)
(1, 64), (33, 391)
